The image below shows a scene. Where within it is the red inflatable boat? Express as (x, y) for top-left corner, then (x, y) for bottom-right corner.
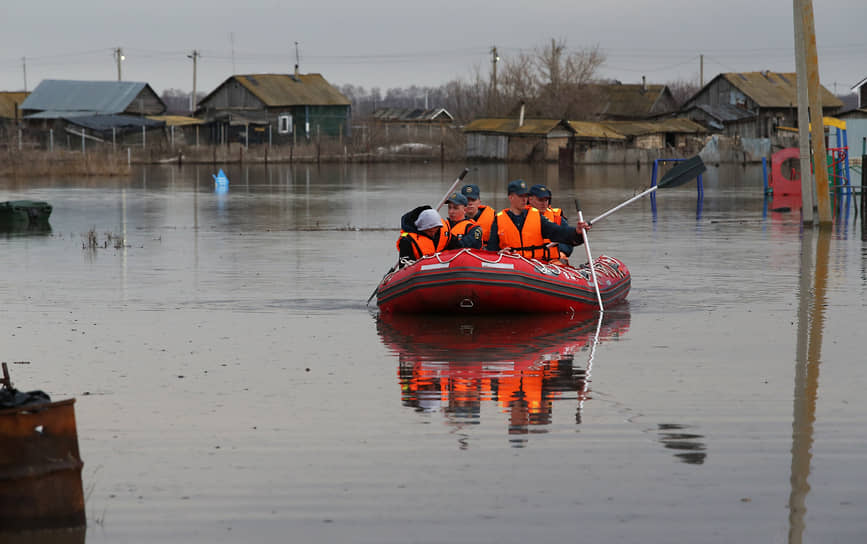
(375, 248), (630, 314)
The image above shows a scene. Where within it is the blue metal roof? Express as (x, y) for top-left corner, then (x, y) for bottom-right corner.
(20, 80), (150, 115)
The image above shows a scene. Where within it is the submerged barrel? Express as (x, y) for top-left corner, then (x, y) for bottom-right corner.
(0, 398), (86, 531)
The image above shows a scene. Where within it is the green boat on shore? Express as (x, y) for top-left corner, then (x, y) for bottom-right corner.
(0, 200), (53, 228)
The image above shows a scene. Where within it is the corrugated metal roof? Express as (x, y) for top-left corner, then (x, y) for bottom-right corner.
(600, 118), (707, 136)
(20, 80), (155, 115)
(372, 107), (453, 122)
(0, 91), (29, 119)
(462, 118), (574, 135)
(566, 120), (626, 140)
(721, 72), (843, 109)
(147, 115), (203, 126)
(596, 83), (672, 117)
(231, 74), (350, 107)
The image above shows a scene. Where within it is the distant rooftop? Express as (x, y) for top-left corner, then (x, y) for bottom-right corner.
(21, 80), (161, 115)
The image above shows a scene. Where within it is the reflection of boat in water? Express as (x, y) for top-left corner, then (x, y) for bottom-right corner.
(0, 364), (85, 539)
(378, 310), (631, 446)
(376, 249), (630, 314)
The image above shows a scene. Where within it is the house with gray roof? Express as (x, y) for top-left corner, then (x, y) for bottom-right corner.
(19, 80), (167, 148)
(196, 72), (351, 145)
(21, 80), (166, 118)
(682, 71), (842, 139)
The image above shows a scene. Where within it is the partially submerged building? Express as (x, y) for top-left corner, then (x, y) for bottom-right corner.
(463, 118), (575, 161)
(195, 72), (351, 145)
(370, 107), (454, 140)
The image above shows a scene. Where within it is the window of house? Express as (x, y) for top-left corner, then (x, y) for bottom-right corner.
(278, 114), (293, 134)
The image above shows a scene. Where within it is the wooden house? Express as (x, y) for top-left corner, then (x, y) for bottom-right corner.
(682, 71), (842, 138)
(195, 72), (351, 145)
(20, 80), (165, 118)
(18, 80), (167, 148)
(564, 118), (706, 164)
(463, 118), (575, 161)
(370, 107), (453, 140)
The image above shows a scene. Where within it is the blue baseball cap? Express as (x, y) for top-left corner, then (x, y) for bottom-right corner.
(529, 184), (552, 199)
(446, 192), (468, 206)
(507, 179), (529, 195)
(460, 184), (481, 200)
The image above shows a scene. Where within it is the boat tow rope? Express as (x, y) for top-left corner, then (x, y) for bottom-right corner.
(412, 248), (604, 276)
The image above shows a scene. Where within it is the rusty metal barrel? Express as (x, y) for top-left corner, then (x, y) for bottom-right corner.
(0, 397), (86, 531)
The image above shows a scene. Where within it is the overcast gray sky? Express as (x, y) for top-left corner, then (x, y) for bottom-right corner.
(3, 0), (865, 98)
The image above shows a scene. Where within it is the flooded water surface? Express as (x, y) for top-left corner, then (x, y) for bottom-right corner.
(2, 162), (865, 543)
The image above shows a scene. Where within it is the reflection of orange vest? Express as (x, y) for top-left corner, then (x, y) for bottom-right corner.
(498, 373), (545, 414)
(473, 206), (496, 243)
(496, 207), (556, 261)
(396, 221), (450, 259)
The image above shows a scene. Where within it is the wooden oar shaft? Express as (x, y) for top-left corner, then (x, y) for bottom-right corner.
(434, 168), (470, 211)
(589, 185), (658, 225)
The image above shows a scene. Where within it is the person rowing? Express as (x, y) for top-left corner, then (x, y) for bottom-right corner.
(528, 183), (572, 266)
(486, 179), (590, 262)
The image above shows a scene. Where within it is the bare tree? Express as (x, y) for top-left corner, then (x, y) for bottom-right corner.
(495, 52), (536, 116)
(667, 79), (701, 107)
(534, 39), (605, 119)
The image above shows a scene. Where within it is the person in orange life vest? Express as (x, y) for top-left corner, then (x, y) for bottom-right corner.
(486, 179), (590, 261)
(396, 206), (464, 263)
(460, 184), (496, 243)
(444, 192), (483, 249)
(528, 184), (572, 266)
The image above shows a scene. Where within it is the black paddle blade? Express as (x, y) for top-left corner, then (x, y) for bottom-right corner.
(658, 155), (706, 189)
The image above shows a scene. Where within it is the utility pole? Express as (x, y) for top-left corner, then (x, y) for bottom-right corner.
(793, 0), (814, 223)
(699, 54), (704, 87)
(799, 0), (832, 224)
(22, 57), (27, 92)
(188, 50), (200, 113)
(114, 47), (124, 81)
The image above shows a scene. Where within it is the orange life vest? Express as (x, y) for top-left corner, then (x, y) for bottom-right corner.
(449, 218), (478, 239)
(496, 207), (559, 262)
(540, 207), (564, 262)
(473, 206), (496, 243)
(542, 207), (563, 225)
(396, 221), (450, 259)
